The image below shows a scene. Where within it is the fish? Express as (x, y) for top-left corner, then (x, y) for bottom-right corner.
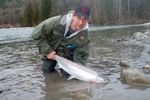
(54, 55), (110, 83)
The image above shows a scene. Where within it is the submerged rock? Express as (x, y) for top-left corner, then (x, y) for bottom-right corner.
(117, 36), (130, 42)
(121, 69), (150, 85)
(34, 63), (43, 70)
(147, 51), (150, 54)
(0, 86), (11, 94)
(120, 60), (131, 67)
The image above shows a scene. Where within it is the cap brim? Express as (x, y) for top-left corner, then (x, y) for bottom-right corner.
(75, 13), (89, 19)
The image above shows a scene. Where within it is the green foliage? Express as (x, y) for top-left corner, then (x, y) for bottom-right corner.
(102, 0), (115, 21)
(124, 20), (136, 25)
(0, 0), (7, 8)
(41, 0), (51, 21)
(0, 0), (20, 9)
(1, 0), (150, 26)
(33, 1), (40, 24)
(22, 1), (41, 26)
(19, 16), (25, 27)
(24, 1), (34, 27)
(15, 0), (20, 3)
(0, 0), (6, 5)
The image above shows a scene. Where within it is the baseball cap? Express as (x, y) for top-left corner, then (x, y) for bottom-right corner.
(75, 4), (90, 19)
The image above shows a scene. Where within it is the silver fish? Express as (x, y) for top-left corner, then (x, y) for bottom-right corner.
(54, 55), (110, 83)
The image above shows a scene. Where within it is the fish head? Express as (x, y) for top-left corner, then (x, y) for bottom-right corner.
(95, 74), (110, 83)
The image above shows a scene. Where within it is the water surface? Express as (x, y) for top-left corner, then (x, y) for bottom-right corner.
(0, 25), (150, 100)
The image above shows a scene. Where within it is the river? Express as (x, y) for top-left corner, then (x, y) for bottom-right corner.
(0, 24), (150, 100)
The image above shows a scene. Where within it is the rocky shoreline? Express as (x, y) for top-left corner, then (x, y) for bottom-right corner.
(118, 31), (150, 85)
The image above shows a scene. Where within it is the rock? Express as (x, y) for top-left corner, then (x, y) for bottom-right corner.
(34, 63), (42, 70)
(133, 32), (144, 41)
(143, 22), (150, 26)
(120, 60), (131, 67)
(117, 36), (130, 42)
(133, 32), (149, 41)
(121, 69), (150, 85)
(0, 86), (11, 94)
(144, 31), (150, 36)
(122, 38), (129, 41)
(117, 39), (122, 42)
(143, 68), (150, 75)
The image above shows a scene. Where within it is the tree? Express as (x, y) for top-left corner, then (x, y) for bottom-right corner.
(128, 0), (130, 20)
(119, 0), (121, 21)
(41, 0), (51, 21)
(33, 1), (40, 24)
(24, 1), (34, 27)
(1, 0), (150, 26)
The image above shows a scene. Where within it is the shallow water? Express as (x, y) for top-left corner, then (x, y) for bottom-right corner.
(0, 25), (150, 100)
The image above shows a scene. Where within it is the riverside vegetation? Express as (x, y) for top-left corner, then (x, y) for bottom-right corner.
(0, 0), (150, 28)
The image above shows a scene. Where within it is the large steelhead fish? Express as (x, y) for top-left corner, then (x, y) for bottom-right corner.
(54, 55), (110, 83)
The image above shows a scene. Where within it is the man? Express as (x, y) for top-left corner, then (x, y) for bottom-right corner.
(32, 4), (90, 75)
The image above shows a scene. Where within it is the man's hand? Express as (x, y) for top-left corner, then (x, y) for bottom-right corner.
(47, 51), (56, 60)
(88, 79), (95, 84)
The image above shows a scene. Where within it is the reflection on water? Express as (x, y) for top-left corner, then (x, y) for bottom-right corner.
(43, 72), (109, 100)
(0, 25), (150, 100)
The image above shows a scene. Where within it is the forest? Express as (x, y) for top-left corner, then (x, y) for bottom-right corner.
(0, 0), (150, 27)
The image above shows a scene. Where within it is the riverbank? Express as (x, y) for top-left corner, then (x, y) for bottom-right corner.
(0, 19), (149, 29)
(0, 23), (21, 29)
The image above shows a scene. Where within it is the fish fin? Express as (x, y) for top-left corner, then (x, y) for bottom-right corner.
(54, 63), (62, 76)
(67, 76), (75, 80)
(54, 63), (61, 70)
(55, 69), (62, 76)
(54, 67), (61, 70)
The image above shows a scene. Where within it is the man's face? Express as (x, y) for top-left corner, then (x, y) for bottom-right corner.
(71, 12), (90, 31)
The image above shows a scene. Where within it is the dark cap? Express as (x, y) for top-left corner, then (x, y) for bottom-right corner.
(75, 4), (90, 19)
